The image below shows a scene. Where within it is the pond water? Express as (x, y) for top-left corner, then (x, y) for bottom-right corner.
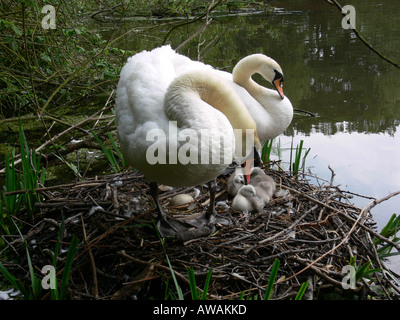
(105, 0), (400, 270)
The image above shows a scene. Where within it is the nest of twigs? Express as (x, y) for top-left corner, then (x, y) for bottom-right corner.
(2, 164), (400, 300)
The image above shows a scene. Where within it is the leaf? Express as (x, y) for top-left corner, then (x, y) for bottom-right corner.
(40, 52), (52, 63)
(59, 236), (79, 300)
(200, 267), (212, 300)
(264, 258), (280, 300)
(11, 24), (22, 36)
(187, 267), (198, 300)
(0, 261), (28, 298)
(294, 281), (309, 300)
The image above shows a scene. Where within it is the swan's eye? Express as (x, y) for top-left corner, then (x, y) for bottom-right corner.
(273, 69), (284, 82)
(272, 70), (285, 99)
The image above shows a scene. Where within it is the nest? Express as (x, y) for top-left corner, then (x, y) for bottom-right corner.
(2, 165), (400, 300)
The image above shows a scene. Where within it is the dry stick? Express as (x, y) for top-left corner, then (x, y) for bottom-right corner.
(283, 185), (400, 252)
(175, 0), (215, 52)
(292, 256), (344, 287)
(365, 231), (399, 298)
(244, 204), (317, 255)
(280, 190), (400, 284)
(81, 214), (99, 299)
(118, 250), (220, 300)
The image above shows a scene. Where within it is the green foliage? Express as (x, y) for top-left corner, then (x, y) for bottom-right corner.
(1, 150), (22, 234)
(90, 129), (126, 173)
(238, 258), (309, 300)
(0, 219), (79, 300)
(374, 213), (400, 259)
(261, 139), (273, 163)
(264, 258), (279, 300)
(17, 120), (45, 217)
(290, 139), (310, 177)
(294, 281), (309, 300)
(0, 1), (132, 116)
(1, 121), (45, 234)
(187, 266), (212, 300)
(348, 256), (380, 284)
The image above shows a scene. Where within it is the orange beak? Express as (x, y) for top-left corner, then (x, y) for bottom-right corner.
(273, 78), (284, 99)
(244, 159), (253, 185)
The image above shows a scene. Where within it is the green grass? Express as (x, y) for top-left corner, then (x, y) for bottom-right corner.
(17, 120), (46, 217)
(90, 129), (126, 173)
(261, 139), (274, 163)
(290, 139), (310, 177)
(187, 266), (213, 300)
(374, 213), (400, 259)
(264, 258), (280, 300)
(1, 121), (46, 234)
(0, 219), (79, 300)
(262, 258), (308, 300)
(261, 138), (310, 175)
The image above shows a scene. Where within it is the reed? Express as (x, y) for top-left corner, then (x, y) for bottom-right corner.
(374, 213), (400, 259)
(261, 139), (274, 163)
(290, 139), (310, 177)
(0, 220), (79, 299)
(17, 121), (46, 217)
(91, 130), (126, 173)
(1, 121), (46, 234)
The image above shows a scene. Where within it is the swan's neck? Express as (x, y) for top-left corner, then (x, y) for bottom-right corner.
(165, 70), (261, 157)
(232, 55), (293, 141)
(232, 54), (274, 99)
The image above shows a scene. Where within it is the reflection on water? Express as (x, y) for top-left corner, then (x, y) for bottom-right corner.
(108, 1), (400, 268)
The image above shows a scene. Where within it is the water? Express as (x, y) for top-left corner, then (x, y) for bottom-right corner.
(107, 0), (400, 271)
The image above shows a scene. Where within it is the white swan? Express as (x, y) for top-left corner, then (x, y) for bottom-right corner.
(115, 46), (293, 238)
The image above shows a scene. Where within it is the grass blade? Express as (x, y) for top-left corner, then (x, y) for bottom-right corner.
(264, 258), (280, 300)
(12, 218), (41, 299)
(294, 281), (309, 300)
(187, 267), (198, 300)
(0, 261), (28, 298)
(165, 253), (184, 300)
(59, 236), (79, 300)
(200, 267), (212, 300)
(153, 221), (184, 300)
(261, 139), (273, 163)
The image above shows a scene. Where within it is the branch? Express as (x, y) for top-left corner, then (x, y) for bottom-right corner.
(328, 0), (400, 69)
(162, 0), (225, 46)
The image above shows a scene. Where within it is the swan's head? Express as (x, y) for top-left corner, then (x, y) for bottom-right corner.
(256, 55), (285, 99)
(233, 54), (286, 99)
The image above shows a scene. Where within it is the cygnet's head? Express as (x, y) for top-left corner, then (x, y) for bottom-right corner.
(250, 167), (266, 178)
(227, 168), (245, 196)
(232, 185), (263, 213)
(238, 185), (257, 198)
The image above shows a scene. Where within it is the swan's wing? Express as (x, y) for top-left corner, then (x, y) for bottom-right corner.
(115, 46), (234, 186)
(115, 46), (180, 169)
